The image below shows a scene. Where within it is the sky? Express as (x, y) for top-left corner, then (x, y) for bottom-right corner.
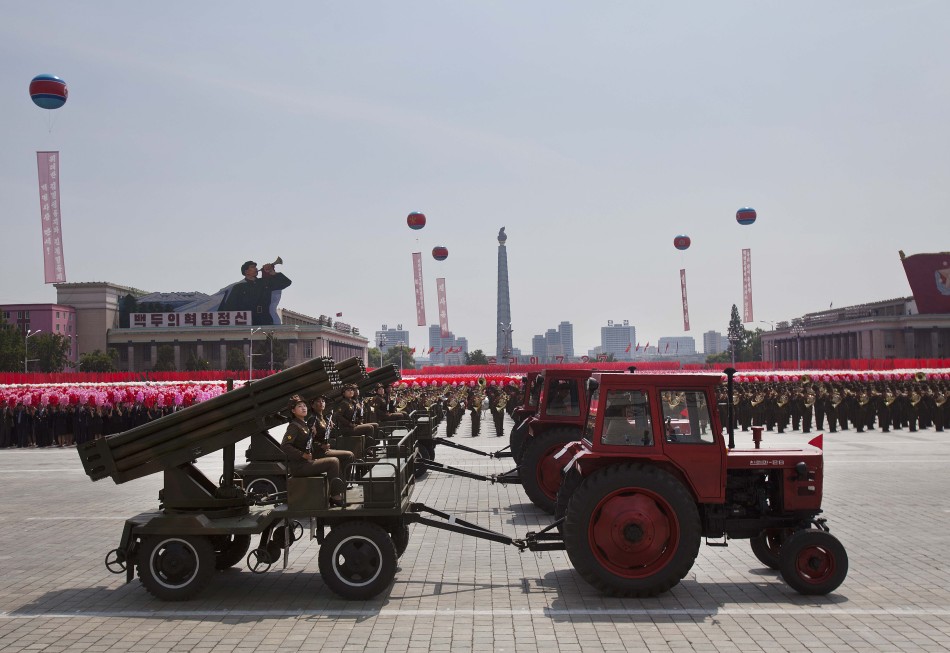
(2, 1), (949, 356)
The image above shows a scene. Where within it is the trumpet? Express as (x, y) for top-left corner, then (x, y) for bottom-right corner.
(260, 256), (283, 275)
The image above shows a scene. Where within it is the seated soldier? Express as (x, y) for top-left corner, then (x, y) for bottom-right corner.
(281, 395), (354, 506)
(333, 384), (379, 448)
(372, 383), (407, 425)
(311, 394), (365, 461)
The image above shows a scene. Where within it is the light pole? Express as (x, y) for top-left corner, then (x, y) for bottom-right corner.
(791, 323), (806, 370)
(727, 323), (743, 366)
(25, 329), (42, 373)
(249, 327), (261, 382)
(377, 336), (386, 368)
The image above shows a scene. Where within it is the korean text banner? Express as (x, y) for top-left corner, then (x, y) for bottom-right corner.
(36, 151), (66, 283)
(413, 252), (426, 326)
(436, 277), (449, 337)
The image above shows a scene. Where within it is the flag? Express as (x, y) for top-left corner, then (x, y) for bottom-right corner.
(437, 347), (444, 354)
(625, 343), (631, 353)
(410, 348), (416, 354)
(36, 151), (66, 283)
(645, 341), (649, 349)
(665, 343), (669, 352)
(427, 346), (434, 354)
(635, 342), (640, 352)
(676, 342), (679, 353)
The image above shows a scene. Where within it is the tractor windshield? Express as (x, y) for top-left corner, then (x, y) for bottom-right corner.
(659, 389), (714, 444)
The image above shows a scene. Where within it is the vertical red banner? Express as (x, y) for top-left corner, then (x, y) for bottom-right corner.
(412, 252), (426, 326)
(36, 151), (66, 283)
(436, 277), (449, 337)
(680, 268), (690, 331)
(742, 248), (753, 322)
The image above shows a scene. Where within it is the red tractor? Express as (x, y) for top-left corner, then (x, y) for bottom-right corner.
(517, 369), (593, 513)
(548, 369), (848, 597)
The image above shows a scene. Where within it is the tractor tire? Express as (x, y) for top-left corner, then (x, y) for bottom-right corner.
(509, 418), (531, 464)
(563, 464), (701, 597)
(318, 521), (397, 600)
(519, 427), (582, 514)
(137, 535), (216, 601)
(779, 529), (848, 595)
(554, 467), (583, 533)
(211, 534), (253, 570)
(750, 529), (790, 570)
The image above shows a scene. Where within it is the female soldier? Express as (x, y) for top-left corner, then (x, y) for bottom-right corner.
(281, 395), (353, 506)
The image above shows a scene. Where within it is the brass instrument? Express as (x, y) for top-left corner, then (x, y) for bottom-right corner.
(777, 393), (789, 408)
(858, 392), (869, 406)
(804, 392), (816, 408)
(800, 373), (812, 385)
(270, 256), (283, 267)
(496, 393), (509, 410)
(831, 391), (842, 407)
(477, 377), (487, 388)
(750, 393), (765, 407)
(885, 391), (895, 406)
(915, 371), (927, 382)
(910, 391), (921, 406)
(936, 391), (947, 407)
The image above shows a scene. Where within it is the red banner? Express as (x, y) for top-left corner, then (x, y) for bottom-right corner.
(36, 151), (66, 283)
(901, 252), (950, 314)
(742, 248), (753, 322)
(412, 252), (426, 326)
(680, 268), (690, 331)
(436, 277), (449, 337)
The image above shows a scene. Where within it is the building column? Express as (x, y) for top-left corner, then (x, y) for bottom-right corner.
(150, 341), (157, 369)
(931, 329), (940, 359)
(173, 342), (181, 370)
(904, 329), (916, 358)
(127, 342), (135, 372)
(219, 341), (227, 370)
(196, 340), (204, 362)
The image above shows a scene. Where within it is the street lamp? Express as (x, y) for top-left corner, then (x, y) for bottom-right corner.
(377, 336), (386, 368)
(25, 329), (42, 373)
(791, 323), (806, 370)
(249, 327), (261, 382)
(727, 323), (743, 366)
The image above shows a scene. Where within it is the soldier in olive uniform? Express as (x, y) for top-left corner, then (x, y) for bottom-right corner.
(281, 395), (352, 506)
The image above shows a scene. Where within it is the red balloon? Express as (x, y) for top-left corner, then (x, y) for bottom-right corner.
(407, 212), (426, 230)
(432, 246), (448, 261)
(673, 235), (691, 250)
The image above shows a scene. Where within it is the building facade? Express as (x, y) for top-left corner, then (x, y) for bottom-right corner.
(374, 324), (410, 352)
(427, 324), (468, 365)
(656, 336), (696, 356)
(761, 297), (950, 364)
(0, 303), (78, 366)
(530, 321), (575, 362)
(600, 321), (636, 360)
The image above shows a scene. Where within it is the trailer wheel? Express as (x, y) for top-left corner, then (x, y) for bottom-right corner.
(319, 521), (397, 600)
(246, 477), (281, 498)
(564, 464), (701, 597)
(779, 529), (848, 595)
(750, 529), (790, 570)
(391, 524), (410, 558)
(138, 535), (216, 601)
(211, 534), (252, 570)
(520, 427), (581, 514)
(414, 441), (434, 479)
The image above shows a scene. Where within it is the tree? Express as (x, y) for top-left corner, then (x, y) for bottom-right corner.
(0, 316), (25, 372)
(32, 333), (71, 372)
(152, 345), (177, 371)
(367, 347), (383, 367)
(185, 353), (212, 371)
(382, 345), (414, 370)
(726, 304), (755, 363)
(79, 349), (118, 372)
(226, 347), (247, 371)
(464, 349), (489, 365)
(253, 333), (288, 371)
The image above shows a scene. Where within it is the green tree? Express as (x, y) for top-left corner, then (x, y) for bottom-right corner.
(726, 304), (756, 363)
(253, 333), (288, 371)
(153, 345), (177, 371)
(32, 333), (71, 372)
(226, 347), (247, 371)
(367, 347), (383, 367)
(185, 353), (212, 371)
(0, 315), (25, 372)
(382, 345), (414, 370)
(464, 349), (489, 365)
(79, 349), (119, 372)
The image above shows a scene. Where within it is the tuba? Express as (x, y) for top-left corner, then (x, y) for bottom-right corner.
(800, 373), (812, 385)
(496, 393), (508, 409)
(915, 371), (927, 382)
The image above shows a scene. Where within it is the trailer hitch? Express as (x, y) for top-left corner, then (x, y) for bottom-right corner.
(420, 458), (521, 485)
(432, 437), (512, 458)
(523, 518), (566, 552)
(407, 502), (528, 550)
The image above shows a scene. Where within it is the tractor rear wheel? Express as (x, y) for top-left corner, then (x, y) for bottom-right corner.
(520, 427), (582, 514)
(564, 464), (701, 597)
(138, 535), (216, 601)
(318, 521), (397, 600)
(750, 529), (790, 570)
(779, 529), (848, 595)
(554, 467), (583, 533)
(509, 418), (531, 464)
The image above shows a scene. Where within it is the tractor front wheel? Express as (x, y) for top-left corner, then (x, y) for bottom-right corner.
(779, 529), (848, 595)
(138, 535), (216, 601)
(318, 521), (397, 600)
(564, 464), (701, 597)
(519, 427), (581, 514)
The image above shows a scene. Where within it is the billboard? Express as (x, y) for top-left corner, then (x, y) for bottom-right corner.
(901, 251), (950, 314)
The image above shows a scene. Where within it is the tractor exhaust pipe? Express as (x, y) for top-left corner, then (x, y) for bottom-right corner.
(725, 367), (736, 450)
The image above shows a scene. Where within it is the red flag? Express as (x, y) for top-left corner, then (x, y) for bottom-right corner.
(427, 346), (434, 354)
(625, 343), (631, 353)
(410, 348), (416, 354)
(665, 343), (669, 352)
(807, 434), (823, 450)
(645, 341), (649, 349)
(437, 347), (444, 354)
(635, 342), (640, 351)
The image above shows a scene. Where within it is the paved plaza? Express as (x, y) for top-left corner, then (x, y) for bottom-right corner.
(1, 414), (949, 652)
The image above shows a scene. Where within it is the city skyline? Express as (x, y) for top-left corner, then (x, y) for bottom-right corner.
(3, 4), (948, 357)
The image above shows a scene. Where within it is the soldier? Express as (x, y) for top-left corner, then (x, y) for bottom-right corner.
(333, 384), (379, 447)
(280, 395), (351, 506)
(469, 390), (481, 437)
(371, 383), (407, 425)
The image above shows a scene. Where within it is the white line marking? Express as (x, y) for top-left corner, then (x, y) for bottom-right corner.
(1, 607), (949, 619)
(25, 517), (129, 521)
(0, 469), (85, 473)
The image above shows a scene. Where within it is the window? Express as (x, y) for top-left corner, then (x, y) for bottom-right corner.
(583, 387), (599, 441)
(56, 324), (60, 332)
(545, 379), (579, 416)
(659, 389), (714, 444)
(56, 311), (60, 318)
(601, 390), (653, 446)
(304, 341), (314, 358)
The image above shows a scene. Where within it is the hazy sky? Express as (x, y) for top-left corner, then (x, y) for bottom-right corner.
(3, 2), (948, 355)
